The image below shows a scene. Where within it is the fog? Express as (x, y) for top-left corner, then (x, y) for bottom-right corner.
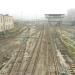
(0, 0), (75, 19)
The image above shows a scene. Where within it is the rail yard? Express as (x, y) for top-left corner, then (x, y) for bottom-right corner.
(1, 0), (75, 74)
(0, 21), (75, 75)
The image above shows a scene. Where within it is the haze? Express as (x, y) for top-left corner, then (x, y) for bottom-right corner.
(0, 0), (75, 19)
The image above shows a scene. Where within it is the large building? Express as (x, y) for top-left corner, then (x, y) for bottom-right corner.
(45, 14), (64, 25)
(45, 14), (64, 21)
(0, 14), (14, 32)
(67, 9), (75, 25)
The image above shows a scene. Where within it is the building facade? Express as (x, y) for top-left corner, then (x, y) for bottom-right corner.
(0, 14), (14, 32)
(45, 14), (64, 25)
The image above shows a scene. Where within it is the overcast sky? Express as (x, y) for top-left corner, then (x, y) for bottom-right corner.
(0, 0), (75, 19)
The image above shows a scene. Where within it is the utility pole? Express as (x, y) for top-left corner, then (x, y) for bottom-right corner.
(3, 15), (6, 38)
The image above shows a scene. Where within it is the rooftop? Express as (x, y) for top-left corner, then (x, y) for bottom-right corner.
(45, 14), (64, 16)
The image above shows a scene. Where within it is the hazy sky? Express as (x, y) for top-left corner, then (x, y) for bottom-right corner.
(0, 0), (75, 19)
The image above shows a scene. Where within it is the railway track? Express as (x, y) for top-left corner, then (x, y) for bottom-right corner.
(0, 27), (29, 74)
(6, 27), (41, 75)
(32, 24), (61, 75)
(7, 31), (28, 75)
(55, 30), (75, 75)
(46, 25), (61, 75)
(0, 27), (29, 71)
(0, 25), (43, 75)
(1, 24), (73, 75)
(23, 25), (44, 75)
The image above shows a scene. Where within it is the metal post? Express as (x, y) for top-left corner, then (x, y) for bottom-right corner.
(3, 15), (5, 37)
(3, 15), (6, 38)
